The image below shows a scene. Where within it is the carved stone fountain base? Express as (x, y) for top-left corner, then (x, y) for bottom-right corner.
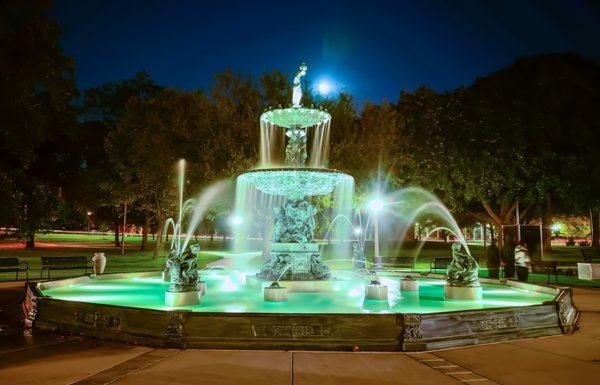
(258, 242), (331, 281)
(165, 290), (201, 307)
(445, 285), (483, 300)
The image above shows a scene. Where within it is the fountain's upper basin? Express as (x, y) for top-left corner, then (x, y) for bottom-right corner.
(260, 107), (331, 128)
(238, 168), (353, 199)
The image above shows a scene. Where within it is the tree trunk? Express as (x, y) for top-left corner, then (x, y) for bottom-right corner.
(153, 219), (164, 259)
(25, 230), (35, 249)
(141, 210), (150, 251)
(121, 203), (127, 255)
(483, 223), (488, 248)
(113, 218), (120, 247)
(23, 200), (35, 249)
(592, 210), (600, 247)
(482, 200), (518, 249)
(540, 195), (552, 253)
(406, 224), (416, 241)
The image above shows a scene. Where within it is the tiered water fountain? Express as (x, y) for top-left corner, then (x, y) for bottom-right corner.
(23, 64), (577, 351)
(234, 63), (354, 293)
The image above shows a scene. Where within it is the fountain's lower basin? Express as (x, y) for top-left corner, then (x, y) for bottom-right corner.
(25, 271), (577, 351)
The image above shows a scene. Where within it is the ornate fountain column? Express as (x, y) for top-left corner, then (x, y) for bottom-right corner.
(285, 127), (307, 167)
(238, 63), (353, 282)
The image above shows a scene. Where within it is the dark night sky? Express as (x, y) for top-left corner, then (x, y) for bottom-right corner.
(52, 0), (599, 104)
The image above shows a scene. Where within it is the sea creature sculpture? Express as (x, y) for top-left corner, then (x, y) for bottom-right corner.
(352, 241), (366, 270)
(446, 242), (479, 286)
(167, 243), (200, 292)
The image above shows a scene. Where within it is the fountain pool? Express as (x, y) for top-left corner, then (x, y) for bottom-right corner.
(39, 272), (554, 314)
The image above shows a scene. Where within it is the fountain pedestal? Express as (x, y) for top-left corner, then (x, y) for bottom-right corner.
(400, 278), (419, 292)
(445, 285), (483, 300)
(165, 290), (201, 306)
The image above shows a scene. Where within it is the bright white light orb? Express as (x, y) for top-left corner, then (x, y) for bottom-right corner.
(353, 227), (362, 235)
(367, 197), (385, 214)
(230, 215), (243, 226)
(317, 80), (331, 95)
(551, 224), (561, 231)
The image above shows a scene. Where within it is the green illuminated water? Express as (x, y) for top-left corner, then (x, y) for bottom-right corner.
(41, 272), (555, 314)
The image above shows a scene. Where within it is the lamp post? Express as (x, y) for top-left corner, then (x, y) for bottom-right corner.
(87, 211), (92, 232)
(367, 197), (385, 269)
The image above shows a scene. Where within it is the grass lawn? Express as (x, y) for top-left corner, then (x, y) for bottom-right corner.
(1, 232), (597, 287)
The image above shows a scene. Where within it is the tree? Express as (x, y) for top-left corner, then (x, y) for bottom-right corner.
(81, 72), (162, 247)
(0, 0), (76, 248)
(462, 53), (600, 248)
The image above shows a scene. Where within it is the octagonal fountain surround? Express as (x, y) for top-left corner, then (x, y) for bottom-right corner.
(23, 63), (578, 351)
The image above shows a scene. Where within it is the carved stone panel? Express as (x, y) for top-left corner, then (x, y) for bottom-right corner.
(403, 314), (423, 342)
(74, 311), (121, 329)
(165, 311), (187, 345)
(252, 325), (332, 339)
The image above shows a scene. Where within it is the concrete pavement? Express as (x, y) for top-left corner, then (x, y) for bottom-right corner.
(1, 282), (599, 384)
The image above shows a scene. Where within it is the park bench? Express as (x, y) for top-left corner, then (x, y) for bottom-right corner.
(580, 247), (600, 263)
(429, 257), (482, 274)
(380, 256), (415, 270)
(40, 256), (93, 279)
(530, 261), (558, 284)
(0, 258), (29, 281)
(430, 257), (452, 273)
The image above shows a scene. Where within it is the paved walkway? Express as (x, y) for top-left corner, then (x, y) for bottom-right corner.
(1, 282), (599, 384)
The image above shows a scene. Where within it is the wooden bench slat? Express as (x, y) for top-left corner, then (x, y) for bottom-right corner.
(581, 248), (600, 262)
(0, 258), (29, 280)
(430, 257), (452, 270)
(0, 258), (20, 267)
(380, 257), (415, 269)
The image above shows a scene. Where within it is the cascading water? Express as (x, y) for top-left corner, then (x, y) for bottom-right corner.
(259, 109), (331, 168)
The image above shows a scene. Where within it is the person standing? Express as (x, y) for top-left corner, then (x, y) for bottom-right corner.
(514, 240), (531, 282)
(486, 241), (500, 279)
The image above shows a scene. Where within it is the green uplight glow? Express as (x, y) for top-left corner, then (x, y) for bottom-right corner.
(40, 273), (555, 315)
